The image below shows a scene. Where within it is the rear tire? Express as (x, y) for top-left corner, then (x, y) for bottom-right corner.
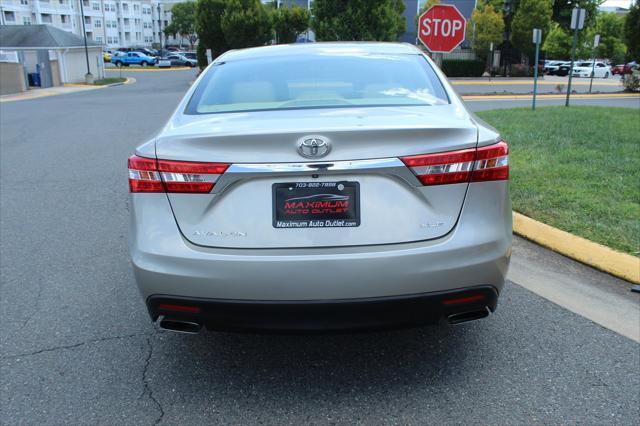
(114, 61), (122, 67)
(604, 72), (609, 79)
(141, 61), (148, 67)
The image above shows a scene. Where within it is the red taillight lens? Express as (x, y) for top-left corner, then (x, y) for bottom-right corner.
(158, 303), (201, 314)
(400, 141), (509, 186)
(400, 148), (476, 185)
(128, 155), (163, 192)
(472, 141), (509, 182)
(128, 155), (229, 193)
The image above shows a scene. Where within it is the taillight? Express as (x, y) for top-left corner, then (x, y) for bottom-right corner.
(472, 141), (509, 182)
(400, 141), (508, 185)
(128, 155), (229, 193)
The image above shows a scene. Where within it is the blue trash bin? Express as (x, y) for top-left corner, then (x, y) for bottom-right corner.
(28, 73), (41, 87)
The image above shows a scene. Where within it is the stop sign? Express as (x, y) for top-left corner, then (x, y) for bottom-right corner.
(418, 5), (466, 53)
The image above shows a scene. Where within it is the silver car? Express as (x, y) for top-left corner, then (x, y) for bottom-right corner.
(128, 43), (511, 333)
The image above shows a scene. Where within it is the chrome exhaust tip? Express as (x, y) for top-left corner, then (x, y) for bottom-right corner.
(447, 307), (490, 325)
(158, 317), (202, 334)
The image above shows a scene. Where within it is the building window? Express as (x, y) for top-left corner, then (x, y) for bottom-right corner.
(59, 0), (64, 4)
(94, 19), (101, 28)
(22, 16), (31, 25)
(20, 0), (28, 5)
(41, 13), (52, 23)
(84, 16), (90, 24)
(92, 2), (100, 10)
(4, 11), (16, 22)
(60, 14), (68, 23)
(95, 36), (103, 43)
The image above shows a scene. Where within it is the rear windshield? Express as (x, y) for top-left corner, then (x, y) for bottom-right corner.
(186, 53), (449, 114)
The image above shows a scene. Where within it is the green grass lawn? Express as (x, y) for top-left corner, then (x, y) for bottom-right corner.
(92, 77), (126, 86)
(477, 106), (640, 256)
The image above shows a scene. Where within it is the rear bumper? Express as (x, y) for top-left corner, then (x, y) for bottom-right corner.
(148, 285), (498, 332)
(130, 181), (511, 304)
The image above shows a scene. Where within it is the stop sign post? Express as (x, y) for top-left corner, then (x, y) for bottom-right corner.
(418, 5), (467, 53)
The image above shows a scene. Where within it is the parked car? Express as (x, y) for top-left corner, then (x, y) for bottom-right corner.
(103, 52), (112, 63)
(612, 62), (638, 75)
(164, 53), (197, 67)
(182, 52), (197, 61)
(544, 60), (566, 74)
(128, 42), (512, 334)
(117, 47), (157, 57)
(571, 61), (610, 78)
(555, 62), (573, 76)
(112, 51), (158, 67)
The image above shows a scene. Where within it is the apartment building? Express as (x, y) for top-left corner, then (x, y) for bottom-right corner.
(0, 0), (175, 48)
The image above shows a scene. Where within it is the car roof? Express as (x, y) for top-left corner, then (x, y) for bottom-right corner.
(218, 42), (421, 62)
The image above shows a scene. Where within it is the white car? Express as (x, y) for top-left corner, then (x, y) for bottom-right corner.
(572, 61), (610, 78)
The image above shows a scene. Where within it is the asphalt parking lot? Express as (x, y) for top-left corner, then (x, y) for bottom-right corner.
(1, 69), (638, 424)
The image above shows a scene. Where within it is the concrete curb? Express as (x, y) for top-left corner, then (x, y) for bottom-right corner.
(512, 212), (640, 284)
(104, 77), (136, 87)
(462, 93), (639, 101)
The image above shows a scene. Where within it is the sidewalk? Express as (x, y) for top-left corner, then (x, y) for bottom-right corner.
(1, 78), (133, 103)
(1, 85), (101, 103)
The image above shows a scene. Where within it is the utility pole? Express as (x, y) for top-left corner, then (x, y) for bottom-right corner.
(79, 0), (93, 84)
(566, 8), (586, 107)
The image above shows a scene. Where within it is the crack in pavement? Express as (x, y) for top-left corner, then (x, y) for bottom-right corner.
(141, 336), (165, 425)
(1, 332), (153, 359)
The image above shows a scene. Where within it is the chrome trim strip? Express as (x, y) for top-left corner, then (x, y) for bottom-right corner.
(226, 158), (402, 174)
(212, 158), (421, 194)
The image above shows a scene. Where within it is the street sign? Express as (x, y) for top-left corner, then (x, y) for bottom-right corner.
(566, 8), (587, 106)
(532, 28), (542, 44)
(570, 8), (586, 30)
(593, 34), (600, 47)
(418, 5), (467, 53)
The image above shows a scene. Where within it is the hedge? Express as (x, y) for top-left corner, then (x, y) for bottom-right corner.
(440, 59), (485, 77)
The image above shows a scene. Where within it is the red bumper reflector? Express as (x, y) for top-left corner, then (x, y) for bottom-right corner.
(441, 294), (486, 306)
(158, 304), (201, 314)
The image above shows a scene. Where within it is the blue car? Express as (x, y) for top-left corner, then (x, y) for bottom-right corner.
(112, 52), (157, 67)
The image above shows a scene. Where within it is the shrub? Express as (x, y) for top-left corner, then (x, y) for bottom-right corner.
(622, 70), (640, 92)
(440, 59), (485, 77)
(508, 64), (543, 77)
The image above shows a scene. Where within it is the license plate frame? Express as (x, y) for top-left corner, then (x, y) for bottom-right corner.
(272, 181), (360, 229)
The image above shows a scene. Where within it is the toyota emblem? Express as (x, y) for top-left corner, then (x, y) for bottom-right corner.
(297, 137), (331, 158)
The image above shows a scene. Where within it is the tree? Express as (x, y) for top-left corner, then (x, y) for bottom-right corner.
(272, 5), (310, 44)
(542, 22), (572, 58)
(469, 1), (505, 60)
(221, 0), (273, 49)
(195, 0), (272, 68)
(552, 0), (601, 32)
(625, 0), (640, 59)
(510, 0), (552, 56)
(312, 0), (406, 41)
(195, 0), (229, 64)
(165, 2), (198, 48)
(583, 12), (627, 63)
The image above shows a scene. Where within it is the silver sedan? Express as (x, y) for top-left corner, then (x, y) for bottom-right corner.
(128, 43), (512, 333)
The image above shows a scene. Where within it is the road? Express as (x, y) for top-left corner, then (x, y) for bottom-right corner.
(1, 69), (638, 425)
